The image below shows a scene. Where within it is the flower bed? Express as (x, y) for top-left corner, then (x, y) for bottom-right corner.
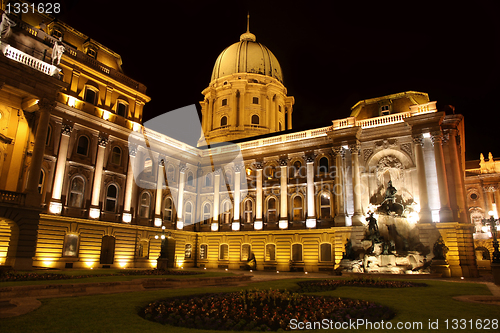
(297, 278), (427, 292)
(141, 288), (395, 331)
(0, 269), (201, 282)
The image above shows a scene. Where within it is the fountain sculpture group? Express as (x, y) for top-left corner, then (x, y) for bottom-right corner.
(340, 181), (448, 275)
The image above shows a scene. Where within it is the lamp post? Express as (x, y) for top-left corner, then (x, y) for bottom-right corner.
(481, 211), (500, 263)
(482, 211), (500, 285)
(155, 226), (172, 271)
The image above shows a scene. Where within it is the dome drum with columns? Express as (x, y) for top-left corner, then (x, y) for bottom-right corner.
(198, 19), (294, 146)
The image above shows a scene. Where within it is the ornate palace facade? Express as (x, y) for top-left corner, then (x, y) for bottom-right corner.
(0, 3), (484, 277)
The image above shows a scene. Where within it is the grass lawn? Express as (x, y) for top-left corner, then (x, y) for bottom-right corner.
(0, 269), (233, 287)
(0, 278), (498, 333)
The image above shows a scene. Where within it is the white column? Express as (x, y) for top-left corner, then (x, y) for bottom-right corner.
(154, 160), (165, 227)
(212, 169), (221, 231)
(26, 100), (53, 197)
(255, 163), (263, 230)
(431, 132), (453, 222)
(89, 135), (107, 219)
(122, 145), (136, 223)
(279, 159), (288, 229)
(232, 165), (241, 230)
(349, 144), (363, 226)
(49, 124), (72, 214)
(333, 147), (346, 226)
(445, 129), (467, 223)
(306, 155), (316, 228)
(177, 164), (186, 229)
(413, 135), (432, 223)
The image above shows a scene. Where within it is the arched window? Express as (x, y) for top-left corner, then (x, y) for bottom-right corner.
(319, 157), (329, 173)
(185, 244), (192, 259)
(76, 135), (89, 156)
(68, 176), (85, 208)
(105, 184), (118, 212)
(199, 244), (208, 260)
(185, 202), (193, 225)
(264, 164), (276, 179)
(166, 165), (175, 182)
(292, 195), (303, 221)
(241, 244), (251, 261)
(222, 201), (232, 224)
(139, 192), (151, 218)
(251, 114), (259, 125)
(219, 244), (229, 260)
(111, 146), (122, 165)
(38, 169), (45, 194)
(205, 173), (212, 187)
(265, 244), (276, 261)
(187, 172), (194, 186)
(84, 87), (97, 105)
(320, 243), (332, 262)
(220, 116), (228, 127)
(116, 100), (128, 117)
(267, 197), (277, 222)
(320, 192), (331, 218)
(164, 197), (173, 221)
(203, 202), (211, 224)
(45, 124), (52, 146)
(243, 199), (253, 223)
(291, 243), (303, 262)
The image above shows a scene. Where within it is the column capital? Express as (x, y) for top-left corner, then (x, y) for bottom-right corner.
(279, 158), (289, 166)
(128, 143), (137, 157)
(234, 163), (244, 172)
(179, 163), (187, 173)
(348, 143), (361, 154)
(305, 154), (315, 163)
(214, 168), (222, 176)
(37, 98), (56, 111)
(332, 146), (345, 157)
(430, 131), (444, 146)
(61, 123), (73, 136)
(254, 161), (263, 169)
(412, 134), (424, 146)
(98, 135), (108, 148)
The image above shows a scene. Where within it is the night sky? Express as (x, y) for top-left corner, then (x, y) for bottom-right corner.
(53, 0), (500, 161)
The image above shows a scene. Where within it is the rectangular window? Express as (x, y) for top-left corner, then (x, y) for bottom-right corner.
(252, 97), (259, 104)
(221, 98), (228, 106)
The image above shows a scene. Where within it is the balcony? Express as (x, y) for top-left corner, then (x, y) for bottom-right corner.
(0, 190), (26, 206)
(331, 101), (437, 130)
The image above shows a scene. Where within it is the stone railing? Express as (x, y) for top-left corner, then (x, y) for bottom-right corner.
(1, 44), (60, 76)
(0, 190), (26, 205)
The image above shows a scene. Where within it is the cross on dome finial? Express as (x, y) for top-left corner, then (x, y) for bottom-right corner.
(240, 12), (256, 42)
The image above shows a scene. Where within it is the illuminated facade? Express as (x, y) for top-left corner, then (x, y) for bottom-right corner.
(0, 4), (481, 277)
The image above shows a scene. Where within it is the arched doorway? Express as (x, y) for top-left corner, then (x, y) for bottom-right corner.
(100, 235), (115, 265)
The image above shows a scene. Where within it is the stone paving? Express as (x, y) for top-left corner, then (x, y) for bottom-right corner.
(0, 269), (498, 318)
